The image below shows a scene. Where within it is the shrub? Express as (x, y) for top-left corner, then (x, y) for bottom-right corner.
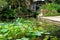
(0, 18), (45, 40)
(16, 6), (38, 18)
(40, 3), (60, 16)
(41, 22), (60, 39)
(40, 3), (60, 11)
(0, 0), (7, 12)
(0, 0), (7, 7)
(0, 7), (17, 21)
(56, 0), (60, 4)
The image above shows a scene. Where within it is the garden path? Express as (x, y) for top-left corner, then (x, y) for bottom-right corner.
(39, 16), (60, 26)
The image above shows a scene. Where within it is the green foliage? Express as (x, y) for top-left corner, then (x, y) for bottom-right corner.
(0, 7), (17, 21)
(16, 37), (29, 40)
(41, 22), (60, 39)
(0, 0), (7, 11)
(17, 7), (31, 15)
(40, 3), (60, 16)
(56, 0), (60, 4)
(44, 12), (60, 16)
(0, 0), (7, 7)
(0, 18), (45, 40)
(0, 0), (37, 21)
(40, 3), (60, 11)
(52, 0), (60, 4)
(16, 6), (37, 18)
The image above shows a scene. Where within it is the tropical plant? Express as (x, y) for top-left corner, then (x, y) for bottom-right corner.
(0, 18), (45, 40)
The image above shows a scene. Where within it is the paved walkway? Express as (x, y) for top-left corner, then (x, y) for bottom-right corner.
(39, 16), (60, 26)
(41, 16), (60, 22)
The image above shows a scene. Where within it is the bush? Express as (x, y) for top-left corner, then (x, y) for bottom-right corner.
(41, 22), (60, 39)
(0, 18), (45, 40)
(40, 3), (60, 16)
(40, 3), (60, 11)
(16, 6), (38, 18)
(56, 0), (60, 4)
(0, 0), (7, 7)
(0, 7), (17, 21)
(0, 0), (7, 13)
